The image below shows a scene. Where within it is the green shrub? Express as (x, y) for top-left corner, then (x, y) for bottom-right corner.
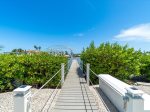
(0, 52), (67, 92)
(81, 42), (142, 84)
(140, 52), (150, 81)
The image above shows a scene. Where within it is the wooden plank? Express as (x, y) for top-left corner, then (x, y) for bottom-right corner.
(53, 59), (99, 112)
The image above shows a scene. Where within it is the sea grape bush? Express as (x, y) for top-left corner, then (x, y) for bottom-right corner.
(0, 52), (67, 92)
(81, 42), (149, 84)
(140, 52), (150, 81)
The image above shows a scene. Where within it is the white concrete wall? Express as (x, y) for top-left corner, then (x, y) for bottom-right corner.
(99, 74), (150, 112)
(143, 94), (150, 111)
(99, 75), (126, 112)
(126, 93), (144, 112)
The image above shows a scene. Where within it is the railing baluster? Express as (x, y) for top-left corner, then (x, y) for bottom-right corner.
(13, 63), (67, 112)
(86, 63), (90, 86)
(61, 63), (64, 87)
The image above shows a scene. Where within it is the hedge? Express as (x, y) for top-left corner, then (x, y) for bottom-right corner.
(81, 42), (144, 84)
(0, 52), (67, 92)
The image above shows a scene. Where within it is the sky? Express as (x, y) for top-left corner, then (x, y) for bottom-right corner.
(0, 0), (150, 53)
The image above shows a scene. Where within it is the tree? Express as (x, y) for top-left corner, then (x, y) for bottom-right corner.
(12, 48), (24, 53)
(81, 42), (142, 83)
(34, 45), (41, 51)
(140, 52), (150, 81)
(65, 51), (68, 55)
(34, 45), (38, 50)
(38, 46), (41, 51)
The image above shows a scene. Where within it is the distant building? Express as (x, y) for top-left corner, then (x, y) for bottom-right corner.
(26, 50), (41, 55)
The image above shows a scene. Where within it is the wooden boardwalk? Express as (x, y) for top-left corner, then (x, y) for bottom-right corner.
(53, 59), (99, 112)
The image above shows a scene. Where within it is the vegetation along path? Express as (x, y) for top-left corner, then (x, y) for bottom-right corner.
(53, 59), (99, 112)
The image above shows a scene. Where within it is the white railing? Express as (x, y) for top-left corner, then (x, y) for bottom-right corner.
(79, 63), (110, 112)
(67, 57), (73, 71)
(31, 68), (62, 98)
(81, 62), (150, 112)
(13, 63), (68, 112)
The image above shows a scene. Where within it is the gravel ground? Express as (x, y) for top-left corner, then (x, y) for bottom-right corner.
(90, 85), (150, 112)
(134, 85), (150, 95)
(0, 85), (149, 112)
(0, 88), (60, 112)
(0, 91), (13, 112)
(90, 85), (119, 112)
(0, 87), (118, 112)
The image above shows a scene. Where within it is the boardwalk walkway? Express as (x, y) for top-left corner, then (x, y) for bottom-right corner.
(53, 59), (99, 112)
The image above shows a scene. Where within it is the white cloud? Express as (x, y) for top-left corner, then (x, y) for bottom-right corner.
(115, 23), (150, 41)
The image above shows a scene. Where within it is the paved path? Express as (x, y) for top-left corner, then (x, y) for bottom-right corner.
(53, 59), (99, 112)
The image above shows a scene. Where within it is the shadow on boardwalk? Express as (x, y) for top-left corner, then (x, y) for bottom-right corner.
(53, 59), (99, 112)
(75, 60), (118, 112)
(76, 64), (118, 112)
(95, 87), (119, 112)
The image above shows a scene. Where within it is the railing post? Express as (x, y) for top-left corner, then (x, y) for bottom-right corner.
(67, 59), (69, 71)
(67, 58), (71, 71)
(81, 60), (83, 72)
(61, 63), (64, 87)
(13, 85), (32, 112)
(86, 63), (90, 86)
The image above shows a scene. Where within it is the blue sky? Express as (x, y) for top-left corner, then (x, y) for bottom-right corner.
(0, 0), (150, 53)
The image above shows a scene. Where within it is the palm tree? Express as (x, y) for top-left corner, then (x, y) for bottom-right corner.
(34, 45), (41, 51)
(34, 45), (38, 50)
(38, 46), (41, 51)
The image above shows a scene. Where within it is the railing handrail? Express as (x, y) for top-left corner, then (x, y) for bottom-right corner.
(89, 68), (98, 78)
(89, 78), (111, 112)
(83, 63), (98, 78)
(40, 79), (62, 111)
(31, 67), (62, 98)
(80, 62), (111, 112)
